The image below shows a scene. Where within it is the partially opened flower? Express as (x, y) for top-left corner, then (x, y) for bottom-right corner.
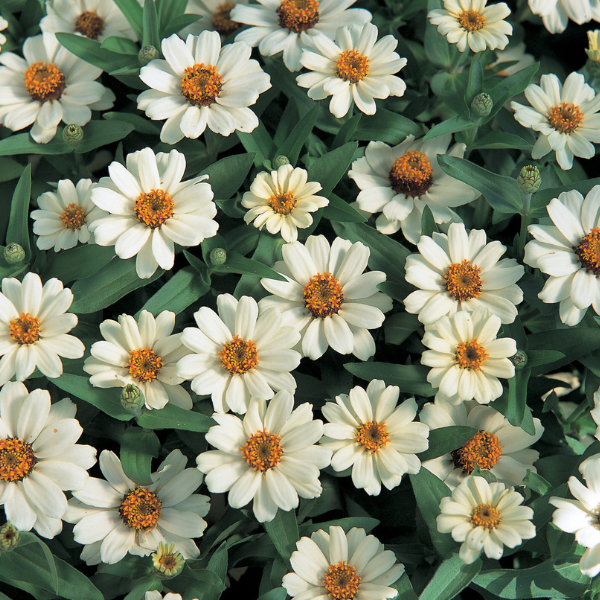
(181, 0), (249, 37)
(0, 16), (8, 48)
(529, 0), (600, 34)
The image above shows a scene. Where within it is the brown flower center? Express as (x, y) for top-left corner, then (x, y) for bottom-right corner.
(9, 313), (40, 345)
(181, 63), (223, 106)
(213, 2), (241, 35)
(445, 259), (483, 301)
(324, 561), (361, 600)
(356, 421), (389, 453)
(134, 189), (174, 228)
(60, 203), (86, 230)
(471, 504), (501, 529)
(575, 227), (600, 275)
(389, 150), (434, 197)
(452, 430), (502, 473)
(335, 50), (370, 84)
(303, 272), (344, 318)
(277, 0), (320, 33)
(74, 10), (105, 39)
(158, 553), (178, 570)
(458, 9), (486, 32)
(241, 429), (283, 471)
(127, 348), (163, 383)
(0, 438), (36, 482)
(548, 102), (583, 134)
(269, 191), (297, 215)
(456, 339), (488, 370)
(119, 487), (162, 530)
(24, 61), (66, 102)
(219, 335), (259, 375)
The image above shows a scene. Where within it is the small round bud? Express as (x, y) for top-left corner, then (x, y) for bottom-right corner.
(470, 93), (493, 118)
(63, 124), (84, 148)
(121, 384), (145, 415)
(139, 45), (159, 65)
(510, 350), (528, 370)
(0, 522), (20, 551)
(3, 243), (25, 265)
(517, 165), (541, 194)
(152, 542), (185, 579)
(273, 155), (290, 168)
(210, 247), (227, 266)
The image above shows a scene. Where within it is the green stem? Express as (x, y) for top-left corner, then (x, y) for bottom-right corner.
(449, 49), (469, 74)
(517, 192), (532, 257)
(463, 118), (481, 159)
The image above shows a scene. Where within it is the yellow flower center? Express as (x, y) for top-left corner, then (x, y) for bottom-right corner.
(241, 429), (283, 471)
(219, 335), (259, 375)
(303, 272), (344, 318)
(134, 189), (174, 229)
(24, 61), (66, 102)
(389, 150), (434, 197)
(180, 63), (223, 106)
(323, 561), (361, 600)
(445, 259), (483, 301)
(0, 438), (36, 482)
(456, 339), (488, 370)
(277, 0), (320, 33)
(213, 2), (241, 35)
(127, 348), (163, 383)
(335, 50), (370, 84)
(576, 227), (600, 275)
(452, 430), (502, 473)
(60, 203), (86, 230)
(548, 102), (583, 134)
(269, 191), (297, 215)
(458, 9), (486, 32)
(119, 487), (162, 530)
(356, 421), (389, 453)
(9, 313), (40, 345)
(471, 504), (501, 529)
(74, 10), (105, 39)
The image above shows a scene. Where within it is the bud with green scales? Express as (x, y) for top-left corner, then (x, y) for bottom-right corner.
(121, 383), (145, 416)
(210, 247), (227, 266)
(0, 522), (20, 551)
(517, 165), (541, 194)
(139, 45), (159, 66)
(63, 124), (84, 148)
(471, 93), (493, 118)
(3, 243), (25, 264)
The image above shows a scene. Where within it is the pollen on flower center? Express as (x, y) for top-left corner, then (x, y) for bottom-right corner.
(0, 438), (37, 482)
(303, 272), (344, 318)
(456, 339), (489, 370)
(452, 430), (502, 473)
(241, 429), (283, 471)
(323, 561), (361, 600)
(219, 335), (259, 375)
(335, 50), (370, 84)
(445, 259), (483, 301)
(575, 227), (600, 275)
(119, 487), (162, 530)
(127, 348), (163, 383)
(269, 191), (297, 215)
(471, 504), (501, 529)
(277, 0), (320, 33)
(180, 63), (223, 107)
(548, 102), (583, 134)
(389, 150), (434, 197)
(9, 313), (40, 345)
(458, 9), (486, 32)
(212, 2), (240, 35)
(356, 421), (389, 453)
(24, 61), (66, 102)
(74, 10), (105, 39)
(60, 203), (86, 230)
(134, 189), (174, 228)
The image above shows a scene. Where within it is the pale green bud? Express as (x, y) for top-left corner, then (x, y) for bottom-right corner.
(152, 542), (185, 578)
(471, 93), (493, 118)
(139, 45), (159, 65)
(210, 248), (226, 266)
(510, 350), (528, 370)
(273, 155), (290, 168)
(517, 165), (541, 194)
(3, 243), (25, 265)
(587, 30), (600, 62)
(0, 522), (20, 551)
(121, 384), (145, 414)
(63, 124), (84, 148)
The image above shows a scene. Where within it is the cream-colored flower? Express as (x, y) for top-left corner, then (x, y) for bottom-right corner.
(0, 16), (8, 49)
(529, 0), (600, 34)
(181, 0), (249, 37)
(492, 42), (535, 76)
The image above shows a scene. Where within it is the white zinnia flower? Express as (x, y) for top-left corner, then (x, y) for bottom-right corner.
(0, 272), (84, 385)
(511, 72), (600, 171)
(420, 399), (543, 489)
(0, 16), (8, 49)
(421, 307), (517, 405)
(321, 379), (429, 496)
(0, 381), (96, 539)
(282, 525), (404, 600)
(177, 294), (301, 414)
(31, 178), (106, 252)
(89, 147), (218, 279)
(260, 235), (393, 361)
(241, 163), (328, 242)
(524, 186), (600, 326)
(137, 32), (271, 144)
(230, 0), (371, 72)
(348, 134), (480, 244)
(83, 310), (192, 411)
(197, 393), (332, 523)
(437, 475), (535, 564)
(529, 0), (600, 34)
(404, 223), (524, 325)
(181, 0), (249, 37)
(0, 33), (115, 143)
(428, 0), (512, 53)
(492, 42), (535, 77)
(296, 23), (407, 119)
(65, 449), (210, 565)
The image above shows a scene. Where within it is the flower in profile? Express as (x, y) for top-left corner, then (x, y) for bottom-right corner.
(428, 0), (512, 53)
(421, 307), (516, 405)
(181, 0), (249, 37)
(282, 525), (404, 600)
(321, 379), (429, 496)
(89, 147), (218, 279)
(177, 294), (301, 414)
(197, 393), (332, 523)
(260, 235), (393, 361)
(65, 449), (209, 565)
(529, 0), (600, 34)
(31, 179), (106, 252)
(296, 23), (407, 119)
(491, 42), (535, 77)
(138, 32), (271, 144)
(511, 72), (600, 171)
(348, 134), (480, 244)
(437, 475), (535, 564)
(0, 16), (8, 49)
(404, 223), (524, 325)
(0, 381), (97, 539)
(0, 33), (115, 143)
(0, 272), (84, 385)
(524, 186), (600, 326)
(241, 164), (328, 242)
(230, 0), (371, 72)
(84, 310), (193, 410)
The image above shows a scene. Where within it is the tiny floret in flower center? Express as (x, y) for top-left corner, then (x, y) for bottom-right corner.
(74, 10), (105, 39)
(456, 339), (489, 370)
(119, 487), (162, 530)
(356, 421), (389, 453)
(452, 430), (502, 473)
(471, 504), (501, 529)
(458, 10), (486, 32)
(0, 438), (36, 482)
(303, 272), (344, 318)
(9, 313), (40, 345)
(323, 561), (361, 600)
(60, 203), (86, 230)
(181, 63), (223, 106)
(335, 50), (370, 84)
(445, 259), (483, 301)
(548, 102), (583, 134)
(575, 227), (600, 275)
(241, 429), (283, 471)
(127, 348), (163, 383)
(269, 191), (297, 215)
(219, 335), (259, 375)
(277, 0), (320, 33)
(389, 150), (434, 197)
(213, 2), (241, 35)
(24, 61), (66, 102)
(134, 189), (174, 228)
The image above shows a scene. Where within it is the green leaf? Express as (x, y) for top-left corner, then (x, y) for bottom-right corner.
(55, 32), (134, 71)
(332, 113), (362, 149)
(200, 153), (255, 199)
(137, 404), (214, 432)
(264, 509), (299, 567)
(393, 572), (419, 600)
(237, 124), (276, 167)
(258, 588), (287, 600)
(418, 426), (478, 462)
(211, 250), (287, 281)
(0, 157), (25, 182)
(530, 177), (600, 218)
(507, 368), (532, 430)
(103, 111), (160, 135)
(465, 55), (484, 108)
(200, 544), (228, 600)
(431, 72), (468, 115)
(424, 2), (451, 69)
(353, 109), (421, 145)
(161, 13), (204, 38)
(523, 470), (552, 496)
(0, 133), (71, 156)
(234, 234), (285, 298)
(142, 0), (159, 49)
(420, 204), (438, 237)
(276, 104), (319, 165)
(383, 311), (421, 344)
(19, 533), (59, 594)
(100, 35), (139, 55)
(6, 164), (31, 259)
(424, 115), (476, 142)
(75, 120), (136, 154)
(470, 131), (532, 150)
(113, 0), (144, 40)
(120, 427), (160, 485)
(526, 350), (565, 370)
(307, 142), (357, 197)
(322, 193), (367, 223)
(419, 554), (482, 600)
(44, 245), (115, 284)
(345, 362), (435, 397)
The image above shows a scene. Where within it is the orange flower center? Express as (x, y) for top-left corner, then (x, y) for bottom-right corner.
(548, 102), (583, 134)
(324, 561), (361, 600)
(181, 63), (223, 106)
(60, 203), (86, 230)
(241, 429), (283, 471)
(119, 487), (162, 530)
(213, 2), (240, 35)
(9, 313), (40, 345)
(389, 150), (434, 197)
(219, 335), (259, 375)
(335, 50), (370, 84)
(134, 189), (174, 228)
(458, 9), (486, 32)
(74, 10), (105, 39)
(356, 421), (389, 453)
(456, 339), (488, 370)
(452, 430), (502, 473)
(575, 227), (600, 275)
(471, 504), (501, 529)
(127, 348), (163, 383)
(277, 0), (320, 33)
(303, 272), (344, 318)
(269, 191), (297, 215)
(0, 438), (36, 482)
(445, 259), (483, 301)
(24, 61), (66, 102)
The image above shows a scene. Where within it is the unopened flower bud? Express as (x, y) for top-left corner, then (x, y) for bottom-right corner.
(139, 45), (159, 65)
(510, 350), (528, 370)
(3, 243), (25, 264)
(210, 248), (226, 266)
(121, 384), (144, 415)
(470, 93), (493, 118)
(0, 522), (20, 551)
(517, 165), (541, 194)
(63, 124), (84, 148)
(587, 30), (600, 63)
(273, 155), (289, 168)
(152, 542), (185, 578)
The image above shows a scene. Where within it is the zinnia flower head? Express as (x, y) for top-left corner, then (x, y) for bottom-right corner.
(181, 0), (249, 37)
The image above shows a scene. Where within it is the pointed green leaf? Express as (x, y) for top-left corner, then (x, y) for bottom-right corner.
(136, 403), (214, 432)
(120, 428), (160, 485)
(55, 32), (134, 71)
(418, 426), (478, 462)
(264, 510), (299, 567)
(276, 104), (319, 165)
(6, 164), (31, 259)
(419, 554), (482, 600)
(114, 0), (144, 40)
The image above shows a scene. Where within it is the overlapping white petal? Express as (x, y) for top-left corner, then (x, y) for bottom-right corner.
(181, 0), (250, 37)
(529, 0), (600, 33)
